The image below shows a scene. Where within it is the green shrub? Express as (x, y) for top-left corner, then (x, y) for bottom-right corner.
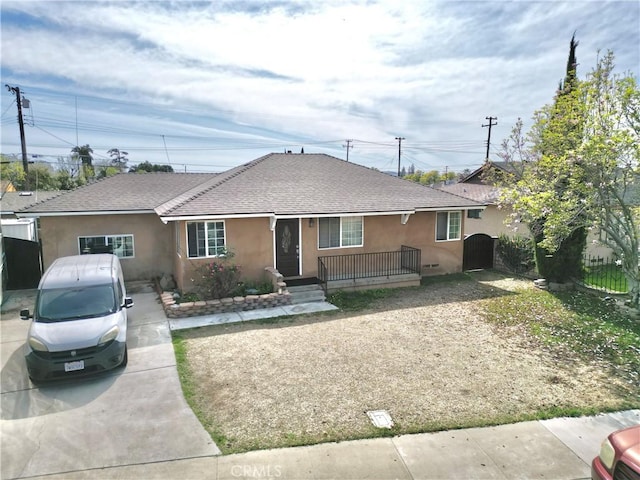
(178, 292), (200, 303)
(496, 234), (535, 274)
(191, 251), (241, 300)
(233, 279), (274, 296)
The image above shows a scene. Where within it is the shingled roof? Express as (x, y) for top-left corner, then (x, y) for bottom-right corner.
(19, 173), (217, 215)
(1, 190), (62, 215)
(437, 182), (500, 204)
(20, 154), (483, 218)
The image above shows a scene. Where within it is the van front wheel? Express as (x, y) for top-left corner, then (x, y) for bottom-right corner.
(120, 346), (128, 368)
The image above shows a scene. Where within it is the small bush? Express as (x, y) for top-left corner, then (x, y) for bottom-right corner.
(234, 279), (274, 296)
(496, 234), (535, 274)
(191, 251), (241, 300)
(178, 292), (200, 303)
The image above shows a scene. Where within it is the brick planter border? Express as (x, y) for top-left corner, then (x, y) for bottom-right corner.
(157, 267), (291, 319)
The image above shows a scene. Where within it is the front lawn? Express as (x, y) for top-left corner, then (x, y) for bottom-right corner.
(173, 272), (639, 454)
(482, 287), (639, 388)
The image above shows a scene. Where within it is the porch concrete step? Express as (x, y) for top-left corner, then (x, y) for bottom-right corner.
(287, 284), (326, 304)
(327, 273), (420, 293)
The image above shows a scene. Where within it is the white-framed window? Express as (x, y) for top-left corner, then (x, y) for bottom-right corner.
(78, 234), (134, 258)
(436, 211), (461, 241)
(187, 220), (226, 258)
(318, 216), (363, 249)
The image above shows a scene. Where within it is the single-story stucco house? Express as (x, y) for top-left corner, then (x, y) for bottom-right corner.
(19, 153), (484, 292)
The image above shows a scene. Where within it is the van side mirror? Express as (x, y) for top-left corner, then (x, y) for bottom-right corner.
(124, 297), (134, 309)
(20, 309), (32, 320)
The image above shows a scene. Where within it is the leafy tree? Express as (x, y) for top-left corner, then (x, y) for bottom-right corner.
(24, 163), (59, 190)
(107, 148), (128, 172)
(96, 165), (120, 179)
(0, 158), (25, 191)
(129, 161), (174, 173)
(71, 144), (95, 179)
(71, 144), (94, 167)
(500, 51), (640, 307)
(534, 34), (587, 280)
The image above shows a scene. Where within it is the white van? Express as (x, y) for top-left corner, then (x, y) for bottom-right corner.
(20, 254), (133, 382)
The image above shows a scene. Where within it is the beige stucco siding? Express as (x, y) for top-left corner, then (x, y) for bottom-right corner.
(301, 212), (463, 277)
(173, 211), (465, 293)
(173, 217), (274, 292)
(39, 213), (174, 281)
(463, 205), (525, 238)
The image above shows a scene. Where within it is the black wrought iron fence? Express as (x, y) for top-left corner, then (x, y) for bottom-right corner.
(581, 253), (628, 293)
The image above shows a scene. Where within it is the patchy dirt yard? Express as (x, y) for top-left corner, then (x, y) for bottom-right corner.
(178, 271), (635, 453)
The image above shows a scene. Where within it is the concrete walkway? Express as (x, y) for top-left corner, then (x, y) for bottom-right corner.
(168, 301), (338, 331)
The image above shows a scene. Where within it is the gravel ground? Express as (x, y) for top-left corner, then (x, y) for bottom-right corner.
(181, 271), (631, 452)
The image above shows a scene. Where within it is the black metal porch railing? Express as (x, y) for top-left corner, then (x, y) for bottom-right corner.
(318, 245), (421, 293)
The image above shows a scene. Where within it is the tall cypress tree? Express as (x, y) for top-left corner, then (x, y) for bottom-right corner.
(533, 33), (588, 282)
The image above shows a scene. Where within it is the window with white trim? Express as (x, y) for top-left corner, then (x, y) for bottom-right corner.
(436, 211), (461, 241)
(187, 221), (226, 258)
(79, 234), (134, 258)
(318, 216), (363, 249)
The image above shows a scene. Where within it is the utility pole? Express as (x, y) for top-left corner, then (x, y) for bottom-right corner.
(395, 136), (405, 177)
(342, 139), (353, 162)
(5, 84), (30, 189)
(482, 116), (497, 161)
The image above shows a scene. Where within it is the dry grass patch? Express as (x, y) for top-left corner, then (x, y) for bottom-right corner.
(175, 271), (638, 453)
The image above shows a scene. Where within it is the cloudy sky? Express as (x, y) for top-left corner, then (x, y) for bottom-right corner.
(1, 1), (639, 174)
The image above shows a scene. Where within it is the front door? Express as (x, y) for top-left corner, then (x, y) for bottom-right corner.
(275, 219), (300, 277)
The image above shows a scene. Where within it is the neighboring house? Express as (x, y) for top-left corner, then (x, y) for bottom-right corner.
(440, 160), (616, 262)
(1, 190), (61, 292)
(437, 182), (520, 238)
(19, 153), (484, 292)
(1, 191), (61, 240)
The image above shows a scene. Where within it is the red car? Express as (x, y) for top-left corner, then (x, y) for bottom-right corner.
(592, 424), (640, 480)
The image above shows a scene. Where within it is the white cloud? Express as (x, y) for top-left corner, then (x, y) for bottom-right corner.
(1, 0), (638, 172)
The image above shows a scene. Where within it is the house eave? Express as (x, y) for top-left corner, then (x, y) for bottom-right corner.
(159, 210), (421, 224)
(17, 210), (156, 218)
(415, 205), (487, 212)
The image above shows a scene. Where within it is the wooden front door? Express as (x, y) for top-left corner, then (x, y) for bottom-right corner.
(275, 219), (300, 277)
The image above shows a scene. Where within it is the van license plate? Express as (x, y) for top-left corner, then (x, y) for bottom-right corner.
(64, 360), (85, 372)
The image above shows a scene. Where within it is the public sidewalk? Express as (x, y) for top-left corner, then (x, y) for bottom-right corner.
(30, 409), (639, 479)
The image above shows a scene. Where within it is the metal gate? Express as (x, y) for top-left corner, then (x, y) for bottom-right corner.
(3, 237), (42, 289)
(463, 233), (495, 271)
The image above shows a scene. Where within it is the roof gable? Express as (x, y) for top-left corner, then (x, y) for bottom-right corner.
(157, 153), (482, 219)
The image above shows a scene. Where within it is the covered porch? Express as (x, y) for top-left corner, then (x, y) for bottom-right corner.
(317, 245), (421, 293)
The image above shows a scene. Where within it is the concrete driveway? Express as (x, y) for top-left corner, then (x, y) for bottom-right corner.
(0, 289), (220, 480)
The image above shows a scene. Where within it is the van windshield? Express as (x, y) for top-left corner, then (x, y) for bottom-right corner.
(36, 284), (117, 322)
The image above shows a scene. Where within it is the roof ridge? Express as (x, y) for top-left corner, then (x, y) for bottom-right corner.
(156, 154), (272, 216)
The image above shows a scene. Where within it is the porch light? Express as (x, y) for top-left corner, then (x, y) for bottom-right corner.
(308, 218), (315, 227)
